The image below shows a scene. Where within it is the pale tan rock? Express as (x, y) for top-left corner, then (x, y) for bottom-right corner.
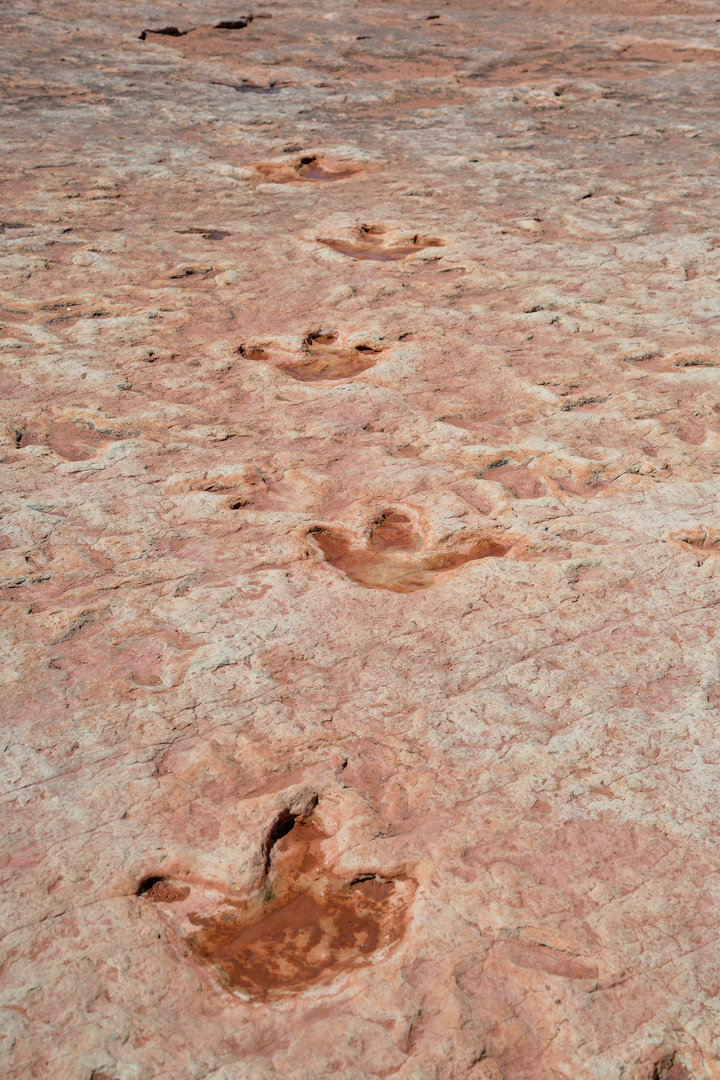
(3, 1), (720, 1078)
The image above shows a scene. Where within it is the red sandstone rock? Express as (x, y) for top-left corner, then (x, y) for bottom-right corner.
(3, 1), (720, 1078)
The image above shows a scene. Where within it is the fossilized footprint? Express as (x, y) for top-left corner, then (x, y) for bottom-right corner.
(138, 811), (413, 1001)
(311, 509), (513, 592)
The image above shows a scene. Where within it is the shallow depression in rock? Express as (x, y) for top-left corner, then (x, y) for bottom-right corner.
(320, 227), (444, 262)
(139, 818), (411, 1000)
(282, 332), (383, 381)
(243, 330), (384, 381)
(297, 156), (361, 181)
(368, 510), (420, 552)
(313, 517), (510, 592)
(255, 155), (361, 183)
(191, 876), (404, 999)
(17, 422), (119, 460)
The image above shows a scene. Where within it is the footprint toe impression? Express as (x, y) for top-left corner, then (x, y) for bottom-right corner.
(139, 817), (411, 1000)
(368, 510), (420, 553)
(312, 511), (510, 592)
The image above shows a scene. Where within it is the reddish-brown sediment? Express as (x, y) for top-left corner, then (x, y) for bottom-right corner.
(141, 879), (191, 904)
(665, 1064), (693, 1080)
(255, 156), (364, 184)
(242, 332), (384, 380)
(141, 819), (411, 1001)
(282, 332), (383, 381)
(313, 513), (511, 591)
(297, 158), (361, 182)
(189, 876), (405, 1000)
(320, 226), (444, 261)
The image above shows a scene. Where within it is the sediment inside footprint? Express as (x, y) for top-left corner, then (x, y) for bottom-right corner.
(192, 875), (403, 999)
(279, 331), (383, 381)
(255, 156), (362, 184)
(297, 156), (362, 181)
(139, 818), (411, 1000)
(320, 225), (444, 261)
(241, 332), (383, 381)
(313, 514), (510, 591)
(368, 510), (420, 552)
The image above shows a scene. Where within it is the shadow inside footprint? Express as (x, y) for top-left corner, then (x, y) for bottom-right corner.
(297, 156), (362, 181)
(222, 82), (278, 93)
(312, 511), (510, 592)
(214, 18), (252, 29)
(279, 331), (383, 381)
(17, 422), (119, 461)
(139, 26), (189, 39)
(177, 227), (231, 240)
(320, 225), (444, 262)
(139, 817), (411, 1000)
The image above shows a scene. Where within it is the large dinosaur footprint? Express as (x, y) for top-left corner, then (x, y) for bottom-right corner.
(139, 812), (413, 1001)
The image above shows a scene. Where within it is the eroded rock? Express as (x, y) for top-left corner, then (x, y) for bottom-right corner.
(3, 0), (720, 1078)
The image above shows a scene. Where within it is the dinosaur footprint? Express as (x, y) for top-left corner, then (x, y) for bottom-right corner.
(255, 155), (364, 183)
(311, 510), (511, 592)
(319, 224), (444, 262)
(139, 814), (412, 1000)
(17, 421), (120, 461)
(240, 332), (384, 381)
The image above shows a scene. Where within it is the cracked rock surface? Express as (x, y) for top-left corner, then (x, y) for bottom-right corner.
(3, 0), (720, 1077)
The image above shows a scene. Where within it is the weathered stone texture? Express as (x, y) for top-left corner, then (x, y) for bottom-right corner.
(3, 1), (720, 1077)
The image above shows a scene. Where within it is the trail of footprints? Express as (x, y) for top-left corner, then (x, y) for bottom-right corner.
(6, 18), (715, 1062)
(139, 812), (412, 1000)
(58, 204), (703, 1004)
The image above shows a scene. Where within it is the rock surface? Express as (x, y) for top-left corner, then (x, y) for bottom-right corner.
(3, 0), (720, 1077)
